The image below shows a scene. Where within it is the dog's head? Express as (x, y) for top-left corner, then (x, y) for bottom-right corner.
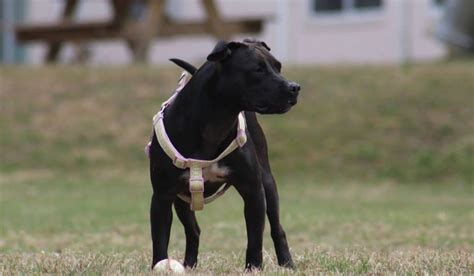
(206, 39), (300, 114)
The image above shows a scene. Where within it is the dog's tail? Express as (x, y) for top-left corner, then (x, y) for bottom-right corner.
(169, 58), (197, 75)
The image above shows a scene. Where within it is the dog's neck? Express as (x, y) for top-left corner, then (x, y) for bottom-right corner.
(163, 63), (241, 160)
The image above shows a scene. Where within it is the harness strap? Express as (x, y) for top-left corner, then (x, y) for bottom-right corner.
(152, 71), (247, 211)
(177, 183), (231, 205)
(189, 165), (204, 211)
(153, 112), (246, 170)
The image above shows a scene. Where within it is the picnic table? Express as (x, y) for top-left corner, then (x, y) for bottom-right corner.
(15, 0), (265, 62)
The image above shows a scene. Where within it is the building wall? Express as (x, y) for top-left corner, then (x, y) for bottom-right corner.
(284, 0), (446, 64)
(1, 0), (27, 63)
(19, 0), (446, 65)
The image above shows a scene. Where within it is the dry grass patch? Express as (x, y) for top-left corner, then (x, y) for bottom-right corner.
(1, 247), (472, 274)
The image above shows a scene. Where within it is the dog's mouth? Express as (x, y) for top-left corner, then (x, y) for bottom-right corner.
(254, 101), (295, 114)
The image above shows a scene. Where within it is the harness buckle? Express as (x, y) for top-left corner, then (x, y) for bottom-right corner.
(157, 111), (164, 120)
(236, 129), (247, 147)
(189, 178), (204, 193)
(173, 157), (187, 169)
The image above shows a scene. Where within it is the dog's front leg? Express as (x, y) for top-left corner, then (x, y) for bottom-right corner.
(262, 171), (295, 268)
(235, 183), (266, 271)
(174, 198), (200, 268)
(150, 193), (174, 268)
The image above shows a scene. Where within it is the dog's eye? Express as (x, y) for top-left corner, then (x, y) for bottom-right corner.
(253, 66), (265, 73)
(274, 62), (282, 72)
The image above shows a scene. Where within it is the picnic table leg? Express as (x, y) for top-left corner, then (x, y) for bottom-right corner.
(44, 0), (78, 63)
(202, 0), (229, 40)
(125, 0), (166, 63)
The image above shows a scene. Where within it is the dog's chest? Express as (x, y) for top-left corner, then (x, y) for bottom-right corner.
(180, 163), (230, 183)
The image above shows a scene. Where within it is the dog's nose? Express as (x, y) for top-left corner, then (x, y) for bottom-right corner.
(289, 82), (301, 94)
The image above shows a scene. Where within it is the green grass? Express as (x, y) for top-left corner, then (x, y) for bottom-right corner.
(0, 62), (473, 273)
(1, 173), (472, 273)
(1, 63), (473, 181)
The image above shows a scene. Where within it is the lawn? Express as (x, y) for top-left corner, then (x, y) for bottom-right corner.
(0, 62), (473, 273)
(1, 173), (472, 273)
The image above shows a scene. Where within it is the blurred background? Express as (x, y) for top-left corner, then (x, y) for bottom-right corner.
(1, 0), (474, 64)
(0, 0), (473, 274)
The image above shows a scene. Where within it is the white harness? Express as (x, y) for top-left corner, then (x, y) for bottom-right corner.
(151, 72), (247, 211)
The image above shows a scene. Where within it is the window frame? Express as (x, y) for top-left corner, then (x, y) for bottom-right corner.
(308, 0), (385, 25)
(312, 0), (383, 14)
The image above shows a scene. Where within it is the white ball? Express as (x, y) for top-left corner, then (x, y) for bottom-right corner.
(153, 258), (185, 274)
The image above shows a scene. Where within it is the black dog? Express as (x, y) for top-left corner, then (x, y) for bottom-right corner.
(148, 38), (300, 270)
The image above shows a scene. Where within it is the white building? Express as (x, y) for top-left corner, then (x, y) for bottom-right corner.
(1, 0), (447, 65)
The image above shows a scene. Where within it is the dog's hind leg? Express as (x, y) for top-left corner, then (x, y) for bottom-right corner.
(174, 198), (201, 268)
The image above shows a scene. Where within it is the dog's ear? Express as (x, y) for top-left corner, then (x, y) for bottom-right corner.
(207, 41), (231, 62)
(243, 38), (271, 51)
(207, 41), (247, 62)
(259, 41), (271, 51)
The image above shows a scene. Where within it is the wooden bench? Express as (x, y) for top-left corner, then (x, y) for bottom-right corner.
(15, 0), (265, 63)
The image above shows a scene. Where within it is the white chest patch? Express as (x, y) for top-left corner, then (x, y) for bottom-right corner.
(181, 163), (230, 183)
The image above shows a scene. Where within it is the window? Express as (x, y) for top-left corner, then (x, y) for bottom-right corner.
(314, 0), (343, 12)
(313, 0), (383, 13)
(355, 0), (383, 9)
